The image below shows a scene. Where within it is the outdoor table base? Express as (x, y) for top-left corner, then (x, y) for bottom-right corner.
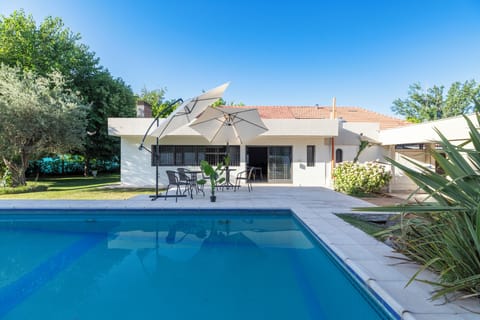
(218, 167), (236, 190)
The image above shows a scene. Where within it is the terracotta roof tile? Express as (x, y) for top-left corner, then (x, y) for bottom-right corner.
(222, 106), (408, 129)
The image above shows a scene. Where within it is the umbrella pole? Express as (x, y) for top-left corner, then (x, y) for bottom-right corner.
(145, 98), (186, 201)
(154, 135), (160, 199)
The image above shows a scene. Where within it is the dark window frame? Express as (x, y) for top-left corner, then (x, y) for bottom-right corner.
(152, 145), (240, 166)
(335, 148), (343, 163)
(307, 145), (315, 167)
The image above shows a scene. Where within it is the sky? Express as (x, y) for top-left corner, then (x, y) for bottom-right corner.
(1, 0), (480, 116)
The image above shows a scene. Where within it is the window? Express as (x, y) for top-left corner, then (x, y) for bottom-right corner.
(335, 148), (343, 163)
(152, 145), (240, 166)
(395, 144), (425, 150)
(307, 145), (315, 167)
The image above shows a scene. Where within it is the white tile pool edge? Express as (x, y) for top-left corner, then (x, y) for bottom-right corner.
(0, 197), (479, 320)
(288, 202), (480, 320)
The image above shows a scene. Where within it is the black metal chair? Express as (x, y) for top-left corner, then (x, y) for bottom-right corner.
(177, 168), (197, 196)
(234, 167), (255, 192)
(165, 170), (191, 202)
(177, 168), (205, 196)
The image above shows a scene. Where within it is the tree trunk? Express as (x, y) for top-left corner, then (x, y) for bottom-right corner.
(3, 157), (27, 187)
(84, 157), (90, 177)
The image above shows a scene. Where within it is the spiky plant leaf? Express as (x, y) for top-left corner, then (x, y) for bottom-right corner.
(355, 114), (480, 300)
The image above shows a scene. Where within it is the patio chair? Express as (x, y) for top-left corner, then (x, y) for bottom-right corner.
(234, 167), (255, 192)
(178, 167), (204, 196)
(177, 168), (196, 196)
(165, 170), (191, 202)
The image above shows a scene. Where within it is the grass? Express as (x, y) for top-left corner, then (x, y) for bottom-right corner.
(0, 174), (155, 200)
(337, 214), (387, 237)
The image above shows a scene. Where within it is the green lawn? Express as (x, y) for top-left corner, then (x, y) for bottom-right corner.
(0, 174), (155, 200)
(336, 214), (387, 237)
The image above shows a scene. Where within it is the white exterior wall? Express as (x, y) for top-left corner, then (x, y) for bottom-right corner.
(250, 136), (330, 186)
(333, 122), (384, 164)
(119, 135), (335, 187)
(110, 117), (388, 188)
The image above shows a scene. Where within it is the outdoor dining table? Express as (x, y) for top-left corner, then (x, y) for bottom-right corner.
(186, 170), (204, 195)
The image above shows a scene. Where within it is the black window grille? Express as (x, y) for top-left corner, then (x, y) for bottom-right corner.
(307, 145), (315, 167)
(152, 145), (240, 166)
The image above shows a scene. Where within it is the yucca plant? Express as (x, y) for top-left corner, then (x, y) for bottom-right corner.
(357, 114), (480, 300)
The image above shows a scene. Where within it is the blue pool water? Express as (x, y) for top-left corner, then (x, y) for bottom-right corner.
(0, 209), (397, 319)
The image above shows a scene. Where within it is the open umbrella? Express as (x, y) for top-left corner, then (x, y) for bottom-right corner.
(149, 82), (230, 138)
(189, 107), (268, 189)
(139, 83), (230, 200)
(189, 107), (268, 145)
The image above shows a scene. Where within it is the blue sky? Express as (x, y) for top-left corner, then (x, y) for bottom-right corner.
(1, 0), (480, 116)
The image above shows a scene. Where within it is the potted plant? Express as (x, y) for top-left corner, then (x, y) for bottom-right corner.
(198, 156), (229, 202)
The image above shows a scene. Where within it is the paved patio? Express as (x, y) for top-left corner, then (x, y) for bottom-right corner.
(0, 186), (478, 319)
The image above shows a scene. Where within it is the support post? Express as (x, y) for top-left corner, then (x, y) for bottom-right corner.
(137, 98), (184, 201)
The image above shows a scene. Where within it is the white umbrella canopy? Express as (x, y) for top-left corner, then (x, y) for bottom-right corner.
(150, 82), (230, 139)
(189, 107), (268, 144)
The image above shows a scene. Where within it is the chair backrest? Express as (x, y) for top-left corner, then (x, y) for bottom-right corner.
(177, 168), (190, 182)
(246, 166), (255, 180)
(166, 170), (179, 184)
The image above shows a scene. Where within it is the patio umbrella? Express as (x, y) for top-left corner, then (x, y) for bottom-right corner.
(140, 82), (230, 200)
(189, 107), (268, 189)
(149, 82), (230, 139)
(189, 107), (268, 145)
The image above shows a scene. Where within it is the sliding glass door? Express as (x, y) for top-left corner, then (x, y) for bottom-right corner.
(267, 146), (292, 182)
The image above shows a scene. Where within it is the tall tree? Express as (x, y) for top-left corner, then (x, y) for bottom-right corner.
(392, 81), (480, 123)
(81, 71), (136, 172)
(0, 10), (136, 174)
(0, 65), (87, 186)
(0, 10), (99, 83)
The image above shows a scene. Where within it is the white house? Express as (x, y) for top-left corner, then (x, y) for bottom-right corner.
(108, 105), (410, 189)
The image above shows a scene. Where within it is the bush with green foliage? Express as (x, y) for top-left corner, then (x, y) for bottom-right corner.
(333, 161), (391, 195)
(1, 165), (12, 187)
(0, 184), (48, 194)
(357, 114), (480, 300)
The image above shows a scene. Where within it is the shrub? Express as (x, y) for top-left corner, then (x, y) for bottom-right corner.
(0, 184), (48, 194)
(333, 161), (391, 195)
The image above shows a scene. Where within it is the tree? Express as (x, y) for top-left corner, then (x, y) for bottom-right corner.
(136, 87), (184, 118)
(211, 98), (245, 107)
(0, 10), (136, 175)
(392, 81), (480, 123)
(0, 64), (87, 186)
(0, 10), (99, 84)
(81, 71), (136, 173)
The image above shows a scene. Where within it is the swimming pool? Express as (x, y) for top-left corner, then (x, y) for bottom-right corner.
(0, 209), (398, 319)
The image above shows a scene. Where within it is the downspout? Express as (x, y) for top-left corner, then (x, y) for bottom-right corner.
(330, 97), (336, 180)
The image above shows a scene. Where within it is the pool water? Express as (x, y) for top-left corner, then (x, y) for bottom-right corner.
(0, 210), (397, 320)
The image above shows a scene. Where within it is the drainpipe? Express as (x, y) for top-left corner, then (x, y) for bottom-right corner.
(330, 97), (336, 179)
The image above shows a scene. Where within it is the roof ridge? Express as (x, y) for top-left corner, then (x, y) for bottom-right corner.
(220, 105), (407, 123)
